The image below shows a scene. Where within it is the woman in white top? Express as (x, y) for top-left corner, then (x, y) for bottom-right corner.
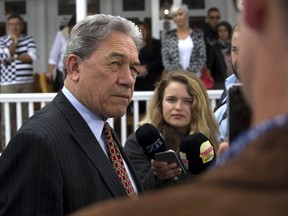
(161, 3), (206, 76)
(46, 15), (76, 92)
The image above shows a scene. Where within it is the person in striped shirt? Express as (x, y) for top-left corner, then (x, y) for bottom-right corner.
(0, 14), (38, 136)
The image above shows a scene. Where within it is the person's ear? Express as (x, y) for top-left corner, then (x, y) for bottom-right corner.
(243, 0), (267, 30)
(66, 54), (80, 82)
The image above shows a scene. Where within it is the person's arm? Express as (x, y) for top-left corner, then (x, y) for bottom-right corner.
(124, 133), (158, 190)
(47, 32), (64, 81)
(8, 34), (18, 57)
(151, 159), (181, 182)
(13, 36), (38, 63)
(161, 32), (174, 73)
(124, 133), (183, 191)
(16, 53), (32, 63)
(190, 29), (207, 74)
(46, 64), (56, 82)
(0, 36), (14, 62)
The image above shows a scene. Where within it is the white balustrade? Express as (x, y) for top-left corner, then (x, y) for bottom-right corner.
(0, 90), (223, 152)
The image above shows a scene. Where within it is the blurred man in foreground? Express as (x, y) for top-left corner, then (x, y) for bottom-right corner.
(72, 0), (288, 215)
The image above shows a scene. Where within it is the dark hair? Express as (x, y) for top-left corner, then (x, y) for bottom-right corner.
(68, 14), (76, 28)
(207, 7), (220, 16)
(216, 21), (233, 39)
(135, 21), (152, 48)
(7, 14), (24, 24)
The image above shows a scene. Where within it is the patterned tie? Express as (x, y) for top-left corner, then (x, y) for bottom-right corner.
(103, 122), (137, 199)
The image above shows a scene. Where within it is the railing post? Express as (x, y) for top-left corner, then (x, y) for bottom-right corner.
(4, 102), (11, 147)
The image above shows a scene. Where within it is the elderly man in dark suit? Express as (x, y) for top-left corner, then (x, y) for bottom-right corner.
(0, 14), (143, 215)
(71, 0), (288, 215)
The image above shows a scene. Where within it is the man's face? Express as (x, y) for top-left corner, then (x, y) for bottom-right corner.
(207, 11), (220, 29)
(231, 30), (240, 79)
(7, 18), (23, 37)
(72, 31), (140, 120)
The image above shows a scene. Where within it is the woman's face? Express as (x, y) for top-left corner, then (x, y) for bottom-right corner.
(217, 25), (230, 41)
(162, 81), (192, 132)
(172, 9), (188, 28)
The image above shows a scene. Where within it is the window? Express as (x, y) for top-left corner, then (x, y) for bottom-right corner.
(5, 1), (26, 15)
(123, 0), (145, 11)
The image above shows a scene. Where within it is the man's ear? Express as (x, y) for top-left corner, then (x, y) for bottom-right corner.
(243, 0), (267, 30)
(66, 54), (80, 82)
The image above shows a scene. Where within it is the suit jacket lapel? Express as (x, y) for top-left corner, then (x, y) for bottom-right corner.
(52, 91), (128, 196)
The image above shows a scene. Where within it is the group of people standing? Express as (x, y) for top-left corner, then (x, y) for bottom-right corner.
(0, 2), (250, 216)
(131, 3), (233, 115)
(2, 0), (288, 214)
(131, 5), (234, 122)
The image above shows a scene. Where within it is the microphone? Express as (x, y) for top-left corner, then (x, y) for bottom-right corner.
(179, 133), (217, 175)
(135, 123), (167, 160)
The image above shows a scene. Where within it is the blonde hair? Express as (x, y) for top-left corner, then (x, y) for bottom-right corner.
(169, 3), (188, 17)
(140, 70), (220, 152)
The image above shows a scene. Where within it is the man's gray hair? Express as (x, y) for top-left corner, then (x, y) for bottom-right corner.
(63, 14), (143, 77)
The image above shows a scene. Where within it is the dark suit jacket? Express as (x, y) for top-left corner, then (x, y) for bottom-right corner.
(0, 91), (143, 215)
(72, 122), (288, 216)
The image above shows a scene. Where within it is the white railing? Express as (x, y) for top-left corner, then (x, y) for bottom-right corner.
(0, 90), (223, 151)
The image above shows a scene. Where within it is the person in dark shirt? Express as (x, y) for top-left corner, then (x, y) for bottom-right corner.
(134, 21), (164, 114)
(202, 7), (221, 62)
(207, 21), (233, 89)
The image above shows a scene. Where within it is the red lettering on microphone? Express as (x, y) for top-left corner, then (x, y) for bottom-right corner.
(200, 146), (213, 157)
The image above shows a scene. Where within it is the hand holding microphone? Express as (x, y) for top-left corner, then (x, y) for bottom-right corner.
(135, 123), (184, 181)
(151, 159), (182, 181)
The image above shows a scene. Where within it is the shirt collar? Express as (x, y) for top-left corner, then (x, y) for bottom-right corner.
(62, 86), (104, 142)
(225, 74), (238, 89)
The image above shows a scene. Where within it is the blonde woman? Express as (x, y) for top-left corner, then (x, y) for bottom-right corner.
(161, 3), (206, 76)
(124, 70), (219, 191)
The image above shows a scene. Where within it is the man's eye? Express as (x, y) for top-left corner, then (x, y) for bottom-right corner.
(110, 61), (120, 71)
(111, 61), (119, 66)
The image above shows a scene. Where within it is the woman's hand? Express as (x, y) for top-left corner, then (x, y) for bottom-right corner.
(151, 159), (181, 181)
